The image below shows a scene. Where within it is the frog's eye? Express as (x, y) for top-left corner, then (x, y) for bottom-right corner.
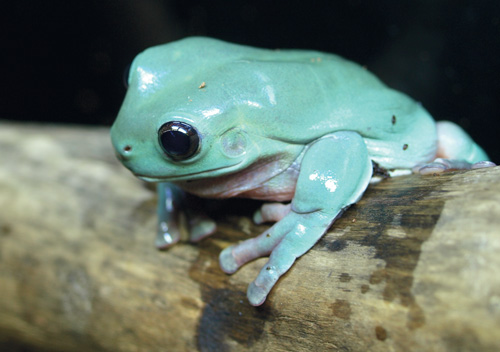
(158, 121), (200, 161)
(122, 64), (131, 89)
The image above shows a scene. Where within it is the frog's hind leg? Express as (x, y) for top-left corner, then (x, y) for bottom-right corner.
(436, 121), (489, 162)
(414, 121), (495, 174)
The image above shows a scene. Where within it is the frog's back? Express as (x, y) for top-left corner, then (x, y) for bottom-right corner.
(195, 42), (438, 168)
(265, 53), (439, 168)
(136, 37), (437, 168)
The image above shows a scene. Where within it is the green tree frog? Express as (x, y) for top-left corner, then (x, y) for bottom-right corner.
(111, 37), (493, 306)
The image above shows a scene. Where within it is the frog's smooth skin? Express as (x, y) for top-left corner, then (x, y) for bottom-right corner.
(111, 37), (492, 306)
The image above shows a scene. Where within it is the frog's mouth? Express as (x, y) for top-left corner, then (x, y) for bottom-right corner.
(133, 162), (243, 183)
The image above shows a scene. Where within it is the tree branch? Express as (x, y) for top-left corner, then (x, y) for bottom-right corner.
(1, 122), (499, 351)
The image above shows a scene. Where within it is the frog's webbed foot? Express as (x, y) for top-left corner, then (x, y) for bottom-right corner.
(221, 210), (336, 305)
(220, 203), (291, 273)
(413, 158), (496, 175)
(253, 203), (292, 224)
(219, 215), (291, 274)
(219, 202), (292, 274)
(220, 132), (373, 306)
(156, 182), (216, 249)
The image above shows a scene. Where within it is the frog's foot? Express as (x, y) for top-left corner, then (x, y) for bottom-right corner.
(253, 203), (292, 224)
(220, 213), (294, 274)
(220, 210), (332, 306)
(471, 161), (496, 169)
(413, 158), (496, 175)
(156, 220), (182, 249)
(247, 211), (333, 306)
(188, 215), (217, 242)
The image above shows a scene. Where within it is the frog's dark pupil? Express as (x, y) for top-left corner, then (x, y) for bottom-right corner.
(161, 130), (190, 156)
(122, 63), (131, 89)
(158, 121), (199, 161)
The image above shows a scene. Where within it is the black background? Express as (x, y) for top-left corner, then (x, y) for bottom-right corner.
(3, 0), (500, 162)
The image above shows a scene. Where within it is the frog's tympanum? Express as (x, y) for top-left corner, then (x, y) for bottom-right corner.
(111, 37), (492, 306)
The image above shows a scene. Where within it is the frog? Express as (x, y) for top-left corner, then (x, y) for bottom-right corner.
(110, 37), (493, 306)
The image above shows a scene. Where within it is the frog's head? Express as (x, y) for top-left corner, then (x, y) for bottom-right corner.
(111, 106), (257, 182)
(111, 37), (301, 182)
(110, 41), (264, 182)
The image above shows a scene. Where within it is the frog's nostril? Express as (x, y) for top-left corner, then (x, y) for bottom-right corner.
(115, 144), (133, 161)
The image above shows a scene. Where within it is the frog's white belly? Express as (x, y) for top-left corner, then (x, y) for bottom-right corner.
(175, 157), (300, 201)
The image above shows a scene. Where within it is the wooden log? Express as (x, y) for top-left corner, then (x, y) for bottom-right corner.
(0, 121), (499, 352)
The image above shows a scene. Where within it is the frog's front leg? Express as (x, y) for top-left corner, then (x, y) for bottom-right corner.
(156, 183), (216, 249)
(220, 131), (373, 306)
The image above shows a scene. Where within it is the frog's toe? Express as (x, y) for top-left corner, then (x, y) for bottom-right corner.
(413, 158), (475, 175)
(219, 245), (239, 274)
(155, 223), (181, 249)
(413, 162), (448, 175)
(219, 231), (279, 274)
(414, 158), (496, 175)
(252, 210), (264, 224)
(247, 249), (296, 306)
(253, 203), (291, 224)
(247, 262), (282, 306)
(189, 217), (216, 242)
(471, 161), (496, 169)
(247, 281), (270, 306)
(219, 218), (293, 274)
